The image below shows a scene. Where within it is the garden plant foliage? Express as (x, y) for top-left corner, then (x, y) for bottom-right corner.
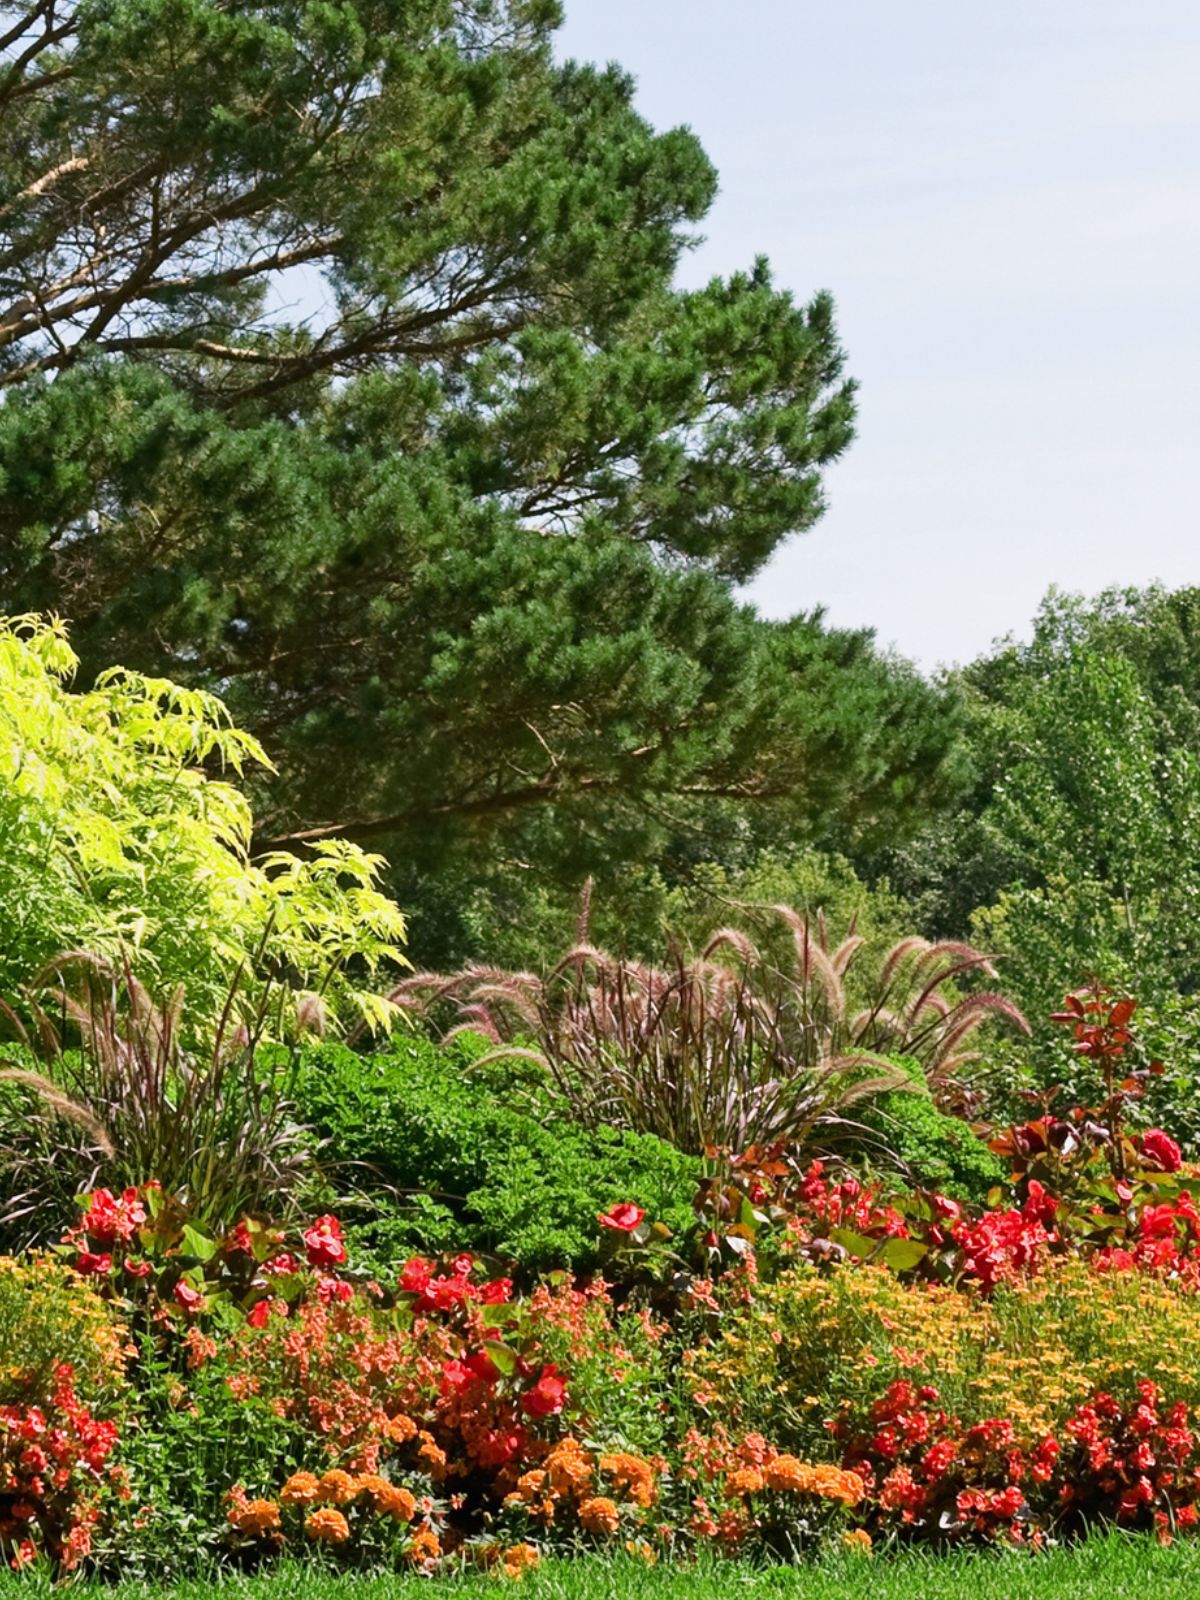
(0, 615), (406, 1030)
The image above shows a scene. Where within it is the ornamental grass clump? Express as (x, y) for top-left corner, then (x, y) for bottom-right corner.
(393, 904), (1028, 1155)
(0, 955), (314, 1244)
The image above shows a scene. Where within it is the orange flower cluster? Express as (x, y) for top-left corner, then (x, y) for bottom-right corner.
(407, 1524), (442, 1566)
(578, 1496), (620, 1536)
(231, 1296), (439, 1471)
(501, 1541), (540, 1576)
(228, 1466), (424, 1565)
(678, 1427), (865, 1552)
(280, 1472), (321, 1508)
(760, 1456), (865, 1505)
(599, 1451), (657, 1507)
(226, 1496), (282, 1537)
(304, 1507), (350, 1545)
(715, 1447), (864, 1506)
(503, 1436), (660, 1546)
(312, 1469), (358, 1506)
(277, 1469), (417, 1522)
(546, 1436), (593, 1497)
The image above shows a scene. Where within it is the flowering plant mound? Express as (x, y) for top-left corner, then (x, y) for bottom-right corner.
(0, 1363), (126, 1572)
(199, 1238), (679, 1568)
(675, 1427), (864, 1555)
(226, 1468), (433, 1569)
(837, 1380), (1052, 1545)
(19, 973), (1200, 1578)
(0, 1256), (128, 1410)
(60, 1184), (361, 1331)
(500, 1436), (665, 1552)
(835, 1376), (1200, 1547)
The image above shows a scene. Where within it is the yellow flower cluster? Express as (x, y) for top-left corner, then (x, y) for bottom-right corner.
(0, 1255), (129, 1406)
(690, 1263), (980, 1444)
(696, 1253), (1200, 1457)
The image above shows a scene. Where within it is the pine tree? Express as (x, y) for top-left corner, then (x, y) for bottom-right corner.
(0, 0), (954, 919)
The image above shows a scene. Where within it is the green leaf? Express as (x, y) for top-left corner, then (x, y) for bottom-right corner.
(880, 1238), (928, 1273)
(482, 1341), (519, 1377)
(828, 1228), (878, 1261)
(181, 1225), (218, 1262)
(481, 1303), (522, 1329)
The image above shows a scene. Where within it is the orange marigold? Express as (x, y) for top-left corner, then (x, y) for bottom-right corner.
(416, 1434), (448, 1480)
(508, 1469), (548, 1505)
(317, 1469), (361, 1506)
(578, 1496), (621, 1537)
(386, 1485), (417, 1523)
(407, 1523), (442, 1565)
(281, 1472), (322, 1507)
(228, 1498), (281, 1536)
(807, 1465), (866, 1507)
(725, 1466), (765, 1497)
(763, 1455), (812, 1493)
(384, 1412), (417, 1444)
(501, 1542), (540, 1577)
(304, 1507), (351, 1545)
(356, 1475), (416, 1522)
(599, 1452), (657, 1507)
(842, 1528), (874, 1554)
(546, 1438), (592, 1498)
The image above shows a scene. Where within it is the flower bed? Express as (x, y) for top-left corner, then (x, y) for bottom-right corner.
(6, 988), (1200, 1575)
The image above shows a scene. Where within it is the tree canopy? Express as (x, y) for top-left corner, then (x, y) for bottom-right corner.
(881, 586), (1200, 1020)
(0, 0), (957, 947)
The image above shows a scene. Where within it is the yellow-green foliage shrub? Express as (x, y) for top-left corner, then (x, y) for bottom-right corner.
(0, 614), (406, 1030)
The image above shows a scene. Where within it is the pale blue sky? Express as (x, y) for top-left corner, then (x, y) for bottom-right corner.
(557, 2), (1200, 668)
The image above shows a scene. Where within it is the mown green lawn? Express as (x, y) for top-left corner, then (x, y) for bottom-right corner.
(2, 1536), (1194, 1600)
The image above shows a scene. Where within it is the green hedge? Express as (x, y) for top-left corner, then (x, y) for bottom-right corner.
(294, 1036), (698, 1275)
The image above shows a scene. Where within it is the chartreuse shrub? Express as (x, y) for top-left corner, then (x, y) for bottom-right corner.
(293, 1037), (698, 1275)
(0, 614), (406, 1033)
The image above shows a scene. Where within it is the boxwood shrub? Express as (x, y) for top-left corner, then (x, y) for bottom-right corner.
(860, 1087), (1007, 1204)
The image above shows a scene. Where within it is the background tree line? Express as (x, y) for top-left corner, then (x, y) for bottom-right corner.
(4, 0), (1200, 1125)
